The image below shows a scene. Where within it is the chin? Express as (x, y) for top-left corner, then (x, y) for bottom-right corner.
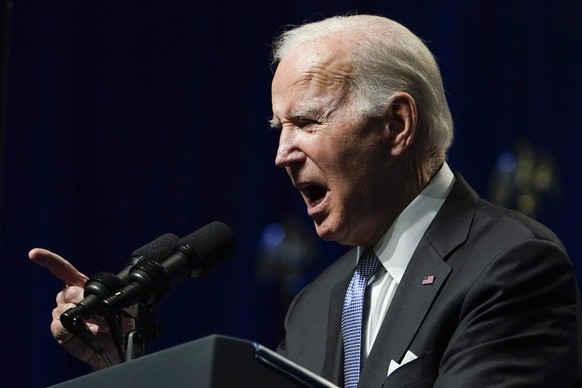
(313, 220), (353, 245)
(313, 221), (336, 241)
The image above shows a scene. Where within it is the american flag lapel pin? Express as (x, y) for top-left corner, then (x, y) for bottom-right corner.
(422, 275), (435, 285)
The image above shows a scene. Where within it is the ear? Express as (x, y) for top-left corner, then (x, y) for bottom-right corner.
(384, 92), (417, 157)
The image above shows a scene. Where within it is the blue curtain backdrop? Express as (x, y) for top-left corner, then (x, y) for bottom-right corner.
(1, 1), (580, 386)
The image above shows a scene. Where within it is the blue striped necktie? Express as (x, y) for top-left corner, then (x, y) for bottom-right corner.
(342, 248), (380, 388)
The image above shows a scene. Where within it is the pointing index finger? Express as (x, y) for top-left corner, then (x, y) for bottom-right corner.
(29, 248), (88, 287)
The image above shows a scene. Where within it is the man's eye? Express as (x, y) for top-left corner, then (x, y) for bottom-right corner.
(296, 118), (317, 128)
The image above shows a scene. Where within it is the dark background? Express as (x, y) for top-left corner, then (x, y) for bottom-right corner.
(0, 1), (580, 387)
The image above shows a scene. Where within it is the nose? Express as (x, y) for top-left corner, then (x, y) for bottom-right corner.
(275, 128), (305, 168)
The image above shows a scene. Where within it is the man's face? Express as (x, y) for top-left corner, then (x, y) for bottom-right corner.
(271, 41), (395, 247)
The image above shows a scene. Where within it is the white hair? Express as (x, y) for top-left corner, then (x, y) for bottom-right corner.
(272, 15), (453, 176)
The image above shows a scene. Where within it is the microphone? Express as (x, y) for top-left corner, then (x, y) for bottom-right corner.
(62, 233), (180, 323)
(101, 221), (236, 314)
(116, 233), (181, 288)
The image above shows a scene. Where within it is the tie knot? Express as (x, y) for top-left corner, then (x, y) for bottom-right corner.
(356, 248), (380, 278)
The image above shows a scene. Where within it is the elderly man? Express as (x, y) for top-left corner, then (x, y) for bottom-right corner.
(33, 14), (580, 387)
(269, 14), (581, 387)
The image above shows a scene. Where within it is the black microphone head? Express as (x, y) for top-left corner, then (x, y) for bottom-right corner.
(131, 233), (180, 264)
(115, 233), (180, 284)
(179, 221), (237, 277)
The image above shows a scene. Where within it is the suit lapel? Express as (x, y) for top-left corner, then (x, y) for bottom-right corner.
(359, 243), (450, 386)
(358, 173), (478, 387)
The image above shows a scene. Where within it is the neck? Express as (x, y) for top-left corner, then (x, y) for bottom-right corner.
(364, 158), (433, 248)
(402, 157), (431, 207)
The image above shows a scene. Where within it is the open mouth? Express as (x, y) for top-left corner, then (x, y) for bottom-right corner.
(301, 184), (328, 207)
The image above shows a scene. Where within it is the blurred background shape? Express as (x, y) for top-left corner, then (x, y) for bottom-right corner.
(489, 139), (560, 219)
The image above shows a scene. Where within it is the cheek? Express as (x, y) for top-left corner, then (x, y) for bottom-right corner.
(332, 150), (387, 216)
(314, 203), (348, 239)
(326, 180), (361, 228)
(338, 133), (383, 168)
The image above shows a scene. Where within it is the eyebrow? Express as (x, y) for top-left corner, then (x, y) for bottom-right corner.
(289, 107), (322, 120)
(269, 107), (325, 130)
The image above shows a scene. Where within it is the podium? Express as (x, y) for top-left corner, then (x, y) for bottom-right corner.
(49, 335), (338, 388)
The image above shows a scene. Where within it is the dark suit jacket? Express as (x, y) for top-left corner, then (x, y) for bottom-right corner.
(277, 174), (582, 387)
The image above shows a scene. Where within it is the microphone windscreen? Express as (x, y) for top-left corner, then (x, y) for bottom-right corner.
(179, 221), (237, 276)
(131, 233), (180, 264)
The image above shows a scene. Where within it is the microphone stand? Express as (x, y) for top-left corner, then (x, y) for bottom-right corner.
(103, 301), (163, 362)
(98, 251), (185, 361)
(123, 303), (161, 361)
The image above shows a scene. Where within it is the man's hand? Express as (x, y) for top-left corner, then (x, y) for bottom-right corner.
(29, 248), (130, 370)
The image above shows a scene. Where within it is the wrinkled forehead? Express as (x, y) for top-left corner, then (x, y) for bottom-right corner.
(272, 39), (354, 98)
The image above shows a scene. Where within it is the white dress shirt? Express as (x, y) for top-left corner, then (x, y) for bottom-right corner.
(357, 163), (455, 358)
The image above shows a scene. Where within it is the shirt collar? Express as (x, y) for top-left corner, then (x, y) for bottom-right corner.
(357, 163), (455, 284)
